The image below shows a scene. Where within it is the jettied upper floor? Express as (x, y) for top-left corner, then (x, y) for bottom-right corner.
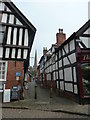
(0, 0), (36, 61)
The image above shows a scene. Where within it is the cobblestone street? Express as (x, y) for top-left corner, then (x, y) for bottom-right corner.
(2, 108), (88, 118)
(2, 80), (90, 119)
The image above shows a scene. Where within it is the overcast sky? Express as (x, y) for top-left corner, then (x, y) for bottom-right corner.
(13, 0), (89, 66)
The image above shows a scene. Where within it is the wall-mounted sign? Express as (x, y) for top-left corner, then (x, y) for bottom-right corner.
(15, 72), (21, 77)
(16, 76), (20, 81)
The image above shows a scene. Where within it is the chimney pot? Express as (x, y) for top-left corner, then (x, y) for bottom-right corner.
(59, 28), (61, 33)
(61, 29), (63, 33)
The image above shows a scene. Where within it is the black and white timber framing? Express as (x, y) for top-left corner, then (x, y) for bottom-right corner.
(0, 0), (36, 61)
(39, 20), (90, 104)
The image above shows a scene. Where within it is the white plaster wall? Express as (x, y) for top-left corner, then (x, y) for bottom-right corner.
(19, 28), (23, 46)
(5, 48), (10, 58)
(64, 67), (72, 81)
(0, 3), (4, 11)
(59, 60), (62, 68)
(69, 53), (76, 64)
(7, 27), (12, 44)
(56, 81), (59, 89)
(23, 49), (28, 59)
(60, 81), (64, 90)
(63, 57), (69, 66)
(64, 44), (68, 54)
(70, 40), (75, 51)
(16, 18), (23, 25)
(73, 67), (77, 82)
(74, 85), (78, 94)
(11, 48), (15, 58)
(24, 29), (28, 46)
(0, 47), (3, 58)
(13, 28), (17, 45)
(59, 70), (63, 79)
(65, 83), (73, 92)
(17, 49), (21, 58)
(1, 13), (7, 23)
(9, 15), (14, 24)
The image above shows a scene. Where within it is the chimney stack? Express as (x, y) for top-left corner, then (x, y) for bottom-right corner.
(56, 28), (66, 47)
(43, 47), (47, 55)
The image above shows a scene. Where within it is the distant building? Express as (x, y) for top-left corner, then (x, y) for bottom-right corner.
(0, 0), (36, 102)
(39, 20), (90, 104)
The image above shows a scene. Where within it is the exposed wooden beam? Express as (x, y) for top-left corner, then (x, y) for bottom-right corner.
(0, 23), (27, 29)
(80, 34), (90, 37)
(3, 44), (30, 49)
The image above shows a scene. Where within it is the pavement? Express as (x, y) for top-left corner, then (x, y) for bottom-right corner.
(2, 80), (90, 117)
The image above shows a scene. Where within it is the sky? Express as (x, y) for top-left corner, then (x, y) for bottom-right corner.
(12, 0), (89, 66)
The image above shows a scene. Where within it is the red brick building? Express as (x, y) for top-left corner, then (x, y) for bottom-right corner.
(0, 0), (36, 102)
(6, 61), (24, 90)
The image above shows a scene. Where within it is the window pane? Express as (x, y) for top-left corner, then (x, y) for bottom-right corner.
(2, 63), (5, 66)
(2, 71), (5, 75)
(81, 63), (90, 96)
(0, 62), (6, 80)
(2, 75), (4, 79)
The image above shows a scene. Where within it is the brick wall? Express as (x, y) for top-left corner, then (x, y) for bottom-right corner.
(43, 80), (56, 90)
(5, 61), (24, 89)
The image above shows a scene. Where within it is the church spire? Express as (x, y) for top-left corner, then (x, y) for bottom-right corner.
(33, 50), (37, 78)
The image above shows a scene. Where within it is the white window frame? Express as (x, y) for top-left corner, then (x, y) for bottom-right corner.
(0, 61), (7, 81)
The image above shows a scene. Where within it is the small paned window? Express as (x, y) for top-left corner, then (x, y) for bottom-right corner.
(0, 25), (4, 43)
(0, 62), (6, 80)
